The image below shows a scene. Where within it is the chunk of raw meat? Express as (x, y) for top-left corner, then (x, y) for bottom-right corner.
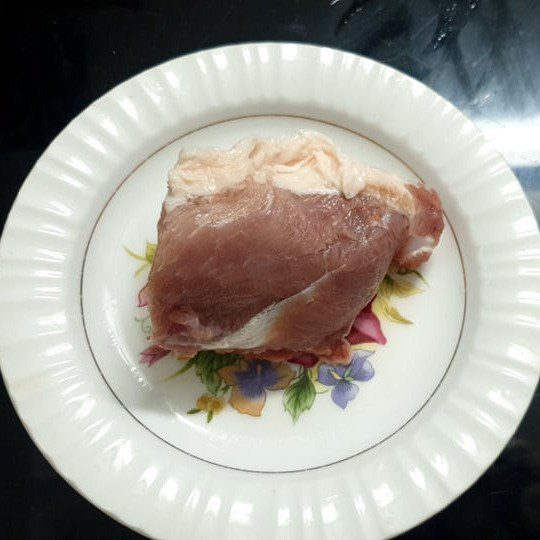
(146, 134), (443, 363)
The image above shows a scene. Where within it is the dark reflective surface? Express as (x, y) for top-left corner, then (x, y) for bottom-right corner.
(1, 1), (538, 538)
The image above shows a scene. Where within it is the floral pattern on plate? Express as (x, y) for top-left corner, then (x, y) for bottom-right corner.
(127, 241), (426, 422)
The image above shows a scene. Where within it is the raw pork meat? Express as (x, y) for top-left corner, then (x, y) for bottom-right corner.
(146, 133), (443, 363)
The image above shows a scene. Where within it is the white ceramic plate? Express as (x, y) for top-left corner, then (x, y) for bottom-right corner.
(1, 43), (539, 539)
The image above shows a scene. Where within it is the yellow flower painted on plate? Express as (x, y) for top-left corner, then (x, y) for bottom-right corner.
(187, 393), (226, 423)
(196, 394), (225, 414)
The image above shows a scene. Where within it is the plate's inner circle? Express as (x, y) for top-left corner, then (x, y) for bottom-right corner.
(82, 116), (465, 473)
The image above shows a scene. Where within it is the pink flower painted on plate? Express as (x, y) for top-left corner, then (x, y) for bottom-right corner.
(138, 284), (149, 307)
(288, 353), (318, 368)
(347, 301), (387, 345)
(140, 345), (169, 366)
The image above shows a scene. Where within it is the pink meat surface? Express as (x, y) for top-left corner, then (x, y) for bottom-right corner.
(147, 178), (443, 364)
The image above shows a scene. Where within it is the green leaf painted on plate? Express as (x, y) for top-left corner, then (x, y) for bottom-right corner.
(379, 275), (422, 300)
(164, 356), (197, 381)
(124, 245), (147, 262)
(389, 275), (422, 298)
(383, 304), (413, 324)
(193, 351), (242, 396)
(373, 295), (413, 325)
(284, 369), (316, 423)
(187, 408), (201, 415)
(146, 241), (157, 263)
(397, 268), (428, 285)
(178, 356), (197, 374)
(125, 243), (154, 276)
(134, 262), (150, 277)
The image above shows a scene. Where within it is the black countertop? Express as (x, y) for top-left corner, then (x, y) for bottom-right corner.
(1, 1), (539, 538)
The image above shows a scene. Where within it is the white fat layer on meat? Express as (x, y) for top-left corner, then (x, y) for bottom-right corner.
(401, 235), (436, 258)
(199, 303), (282, 350)
(165, 131), (414, 214)
(200, 280), (320, 350)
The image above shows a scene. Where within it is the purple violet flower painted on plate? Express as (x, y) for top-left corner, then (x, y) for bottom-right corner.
(317, 350), (375, 409)
(219, 360), (294, 416)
